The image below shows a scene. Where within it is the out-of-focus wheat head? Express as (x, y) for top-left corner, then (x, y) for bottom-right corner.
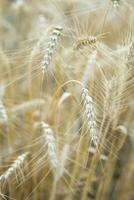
(0, 0), (134, 200)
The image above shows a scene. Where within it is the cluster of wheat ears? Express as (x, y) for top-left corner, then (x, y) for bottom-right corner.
(0, 0), (134, 200)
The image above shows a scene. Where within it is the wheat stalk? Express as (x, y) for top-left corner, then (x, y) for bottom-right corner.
(56, 144), (69, 179)
(10, 98), (46, 113)
(81, 50), (97, 87)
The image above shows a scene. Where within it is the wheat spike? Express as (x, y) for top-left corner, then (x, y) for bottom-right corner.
(37, 121), (58, 170)
(0, 152), (29, 184)
(82, 88), (98, 146)
(41, 26), (63, 73)
(73, 36), (98, 50)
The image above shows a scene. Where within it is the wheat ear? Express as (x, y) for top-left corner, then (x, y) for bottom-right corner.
(0, 152), (29, 184)
(37, 121), (58, 170)
(42, 26), (62, 73)
(82, 88), (98, 146)
(73, 36), (98, 50)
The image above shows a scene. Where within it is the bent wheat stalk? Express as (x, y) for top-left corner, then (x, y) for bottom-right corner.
(81, 50), (97, 87)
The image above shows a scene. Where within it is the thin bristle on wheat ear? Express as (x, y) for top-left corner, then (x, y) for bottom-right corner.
(41, 26), (63, 73)
(0, 152), (29, 184)
(82, 88), (98, 146)
(36, 121), (58, 170)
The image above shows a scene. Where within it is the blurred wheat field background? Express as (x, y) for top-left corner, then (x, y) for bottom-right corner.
(0, 0), (134, 199)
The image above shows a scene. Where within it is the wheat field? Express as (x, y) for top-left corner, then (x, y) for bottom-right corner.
(0, 0), (134, 200)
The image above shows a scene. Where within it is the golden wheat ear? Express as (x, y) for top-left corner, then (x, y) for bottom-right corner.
(35, 121), (58, 171)
(41, 27), (63, 73)
(73, 36), (98, 50)
(0, 152), (29, 185)
(82, 88), (99, 147)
